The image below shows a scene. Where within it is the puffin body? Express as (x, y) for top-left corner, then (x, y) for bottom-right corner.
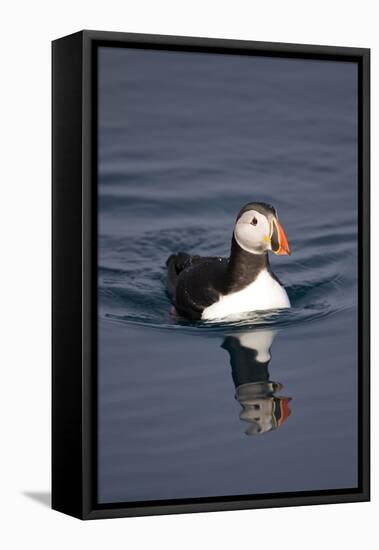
(201, 267), (290, 320)
(166, 202), (291, 321)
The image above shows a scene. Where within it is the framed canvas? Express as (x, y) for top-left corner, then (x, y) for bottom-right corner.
(52, 30), (370, 520)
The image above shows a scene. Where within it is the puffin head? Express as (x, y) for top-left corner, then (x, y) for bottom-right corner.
(233, 202), (291, 256)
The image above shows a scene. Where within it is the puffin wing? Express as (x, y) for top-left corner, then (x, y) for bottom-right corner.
(166, 252), (217, 297)
(167, 254), (228, 320)
(166, 253), (193, 299)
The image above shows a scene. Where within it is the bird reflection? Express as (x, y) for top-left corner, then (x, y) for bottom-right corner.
(221, 330), (292, 436)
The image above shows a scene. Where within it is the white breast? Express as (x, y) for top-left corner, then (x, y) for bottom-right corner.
(236, 330), (277, 362)
(201, 270), (290, 321)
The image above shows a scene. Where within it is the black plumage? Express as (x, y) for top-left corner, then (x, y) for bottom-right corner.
(166, 238), (279, 320)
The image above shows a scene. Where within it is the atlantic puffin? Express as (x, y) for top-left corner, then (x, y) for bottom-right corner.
(166, 202), (291, 321)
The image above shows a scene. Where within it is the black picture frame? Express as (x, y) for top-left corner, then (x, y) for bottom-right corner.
(52, 30), (370, 520)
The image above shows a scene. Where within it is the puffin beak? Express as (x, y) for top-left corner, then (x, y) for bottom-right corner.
(271, 218), (291, 255)
(277, 397), (292, 427)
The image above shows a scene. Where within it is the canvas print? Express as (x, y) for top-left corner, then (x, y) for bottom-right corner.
(97, 47), (358, 504)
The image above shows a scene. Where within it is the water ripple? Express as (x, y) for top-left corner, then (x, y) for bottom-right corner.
(99, 223), (356, 334)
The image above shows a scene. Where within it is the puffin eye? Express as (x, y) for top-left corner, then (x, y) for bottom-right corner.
(251, 217), (258, 226)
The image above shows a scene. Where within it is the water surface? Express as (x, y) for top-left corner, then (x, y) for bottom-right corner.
(98, 47), (358, 503)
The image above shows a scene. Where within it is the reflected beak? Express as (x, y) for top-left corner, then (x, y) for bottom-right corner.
(277, 397), (292, 427)
(271, 218), (291, 255)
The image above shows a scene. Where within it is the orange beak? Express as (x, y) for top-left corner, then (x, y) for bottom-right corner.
(272, 219), (291, 255)
(277, 397), (292, 427)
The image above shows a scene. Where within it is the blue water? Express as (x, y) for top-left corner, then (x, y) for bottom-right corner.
(97, 47), (358, 503)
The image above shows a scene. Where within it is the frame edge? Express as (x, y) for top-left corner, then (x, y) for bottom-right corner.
(52, 31), (86, 520)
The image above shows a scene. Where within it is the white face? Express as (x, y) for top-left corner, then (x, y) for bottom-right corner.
(239, 399), (275, 434)
(234, 210), (271, 254)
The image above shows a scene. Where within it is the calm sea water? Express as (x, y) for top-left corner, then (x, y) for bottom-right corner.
(97, 47), (358, 503)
